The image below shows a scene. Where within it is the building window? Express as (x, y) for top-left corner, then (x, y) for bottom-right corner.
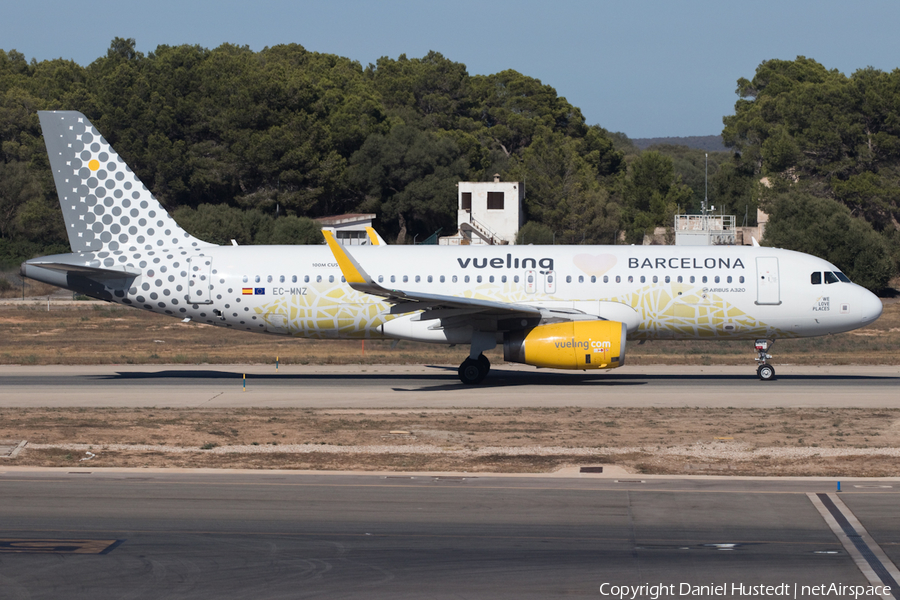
(461, 192), (472, 211)
(487, 191), (504, 210)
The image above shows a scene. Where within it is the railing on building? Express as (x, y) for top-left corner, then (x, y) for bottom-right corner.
(674, 214), (736, 246)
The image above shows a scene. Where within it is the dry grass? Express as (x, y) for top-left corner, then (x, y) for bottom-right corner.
(4, 406), (900, 476)
(1, 299), (898, 366)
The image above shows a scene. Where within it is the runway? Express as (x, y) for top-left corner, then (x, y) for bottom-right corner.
(0, 364), (897, 408)
(0, 469), (898, 599)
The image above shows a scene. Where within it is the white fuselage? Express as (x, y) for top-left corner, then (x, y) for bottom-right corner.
(29, 243), (881, 344)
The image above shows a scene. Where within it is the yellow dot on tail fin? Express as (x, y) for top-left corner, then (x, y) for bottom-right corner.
(88, 159), (100, 171)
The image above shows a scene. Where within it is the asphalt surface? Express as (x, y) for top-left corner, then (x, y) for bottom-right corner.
(0, 470), (898, 599)
(0, 364), (897, 408)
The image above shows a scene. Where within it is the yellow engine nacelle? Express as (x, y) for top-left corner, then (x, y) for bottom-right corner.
(503, 320), (626, 370)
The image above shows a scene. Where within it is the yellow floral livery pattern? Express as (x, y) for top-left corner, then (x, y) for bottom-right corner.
(253, 279), (791, 340)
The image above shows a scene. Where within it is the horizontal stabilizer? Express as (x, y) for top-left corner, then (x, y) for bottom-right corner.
(25, 262), (140, 279)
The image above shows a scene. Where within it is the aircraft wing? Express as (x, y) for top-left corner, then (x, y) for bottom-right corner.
(323, 231), (542, 318)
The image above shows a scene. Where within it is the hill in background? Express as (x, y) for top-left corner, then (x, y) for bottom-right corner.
(632, 135), (727, 152)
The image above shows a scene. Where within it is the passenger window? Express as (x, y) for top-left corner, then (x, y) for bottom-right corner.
(591, 276), (596, 283)
(811, 272), (822, 285)
(291, 275), (297, 283)
(727, 276), (732, 284)
(640, 276), (646, 283)
(440, 275), (445, 283)
(602, 276), (607, 283)
(465, 275), (470, 283)
(677, 276), (682, 283)
(242, 275), (248, 283)
(452, 275), (458, 283)
(489, 275), (494, 283)
(739, 276), (745, 284)
(391, 275), (396, 283)
(403, 275), (408, 283)
(824, 272), (839, 284)
(316, 275), (322, 283)
(279, 275), (285, 283)
(514, 275), (519, 283)
(578, 276), (584, 283)
(329, 275), (334, 283)
(255, 275), (261, 283)
(714, 276), (720, 283)
(378, 275), (383, 283)
(527, 274), (533, 283)
(616, 276), (621, 283)
(477, 275), (482, 283)
(341, 276), (345, 283)
(501, 275), (507, 283)
(566, 275), (572, 283)
(267, 275), (273, 283)
(702, 276), (708, 284)
(427, 275), (432, 283)
(415, 275), (421, 283)
(652, 276), (658, 284)
(304, 275), (310, 283)
(665, 276), (670, 283)
(628, 276), (633, 283)
(690, 276), (695, 284)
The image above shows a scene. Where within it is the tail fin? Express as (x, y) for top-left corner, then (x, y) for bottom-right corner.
(38, 111), (212, 253)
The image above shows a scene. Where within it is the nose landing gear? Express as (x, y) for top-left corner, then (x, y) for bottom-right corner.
(755, 339), (775, 381)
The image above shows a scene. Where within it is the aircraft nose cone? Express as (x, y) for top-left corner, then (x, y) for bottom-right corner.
(858, 289), (883, 323)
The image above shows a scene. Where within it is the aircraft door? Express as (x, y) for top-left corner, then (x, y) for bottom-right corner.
(187, 255), (213, 304)
(543, 270), (557, 294)
(755, 257), (781, 305)
(525, 270), (536, 294)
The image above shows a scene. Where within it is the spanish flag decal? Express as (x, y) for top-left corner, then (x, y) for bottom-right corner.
(242, 288), (253, 295)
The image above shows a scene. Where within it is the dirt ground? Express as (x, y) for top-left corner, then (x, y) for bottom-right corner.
(4, 406), (900, 477)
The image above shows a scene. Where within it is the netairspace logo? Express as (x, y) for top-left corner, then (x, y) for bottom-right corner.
(598, 582), (891, 599)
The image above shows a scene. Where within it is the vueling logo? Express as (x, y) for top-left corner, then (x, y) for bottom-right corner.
(554, 338), (611, 351)
(457, 254), (554, 270)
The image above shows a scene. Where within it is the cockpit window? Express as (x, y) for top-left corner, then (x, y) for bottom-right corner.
(835, 272), (851, 283)
(811, 272), (822, 285)
(824, 272), (839, 284)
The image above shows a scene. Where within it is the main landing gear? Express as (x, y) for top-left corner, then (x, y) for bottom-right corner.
(755, 339), (776, 381)
(459, 354), (490, 385)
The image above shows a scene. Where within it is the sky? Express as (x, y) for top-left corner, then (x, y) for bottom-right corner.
(4, 0), (900, 138)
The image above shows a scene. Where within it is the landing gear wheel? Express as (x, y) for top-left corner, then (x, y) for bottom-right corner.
(757, 364), (775, 381)
(459, 354), (490, 385)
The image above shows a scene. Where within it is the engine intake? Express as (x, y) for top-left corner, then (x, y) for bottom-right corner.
(504, 320), (626, 370)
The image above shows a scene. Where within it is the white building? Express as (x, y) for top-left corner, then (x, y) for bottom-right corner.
(315, 213), (381, 245)
(440, 175), (525, 245)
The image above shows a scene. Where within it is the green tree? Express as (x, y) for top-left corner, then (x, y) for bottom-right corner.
(619, 151), (692, 244)
(762, 190), (893, 291)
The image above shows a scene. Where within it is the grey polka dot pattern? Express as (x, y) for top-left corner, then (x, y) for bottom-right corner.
(38, 111), (212, 254)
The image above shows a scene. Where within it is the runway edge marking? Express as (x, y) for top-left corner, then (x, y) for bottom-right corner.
(808, 492), (900, 600)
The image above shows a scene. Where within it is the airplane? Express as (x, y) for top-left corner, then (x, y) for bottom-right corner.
(22, 111), (884, 383)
